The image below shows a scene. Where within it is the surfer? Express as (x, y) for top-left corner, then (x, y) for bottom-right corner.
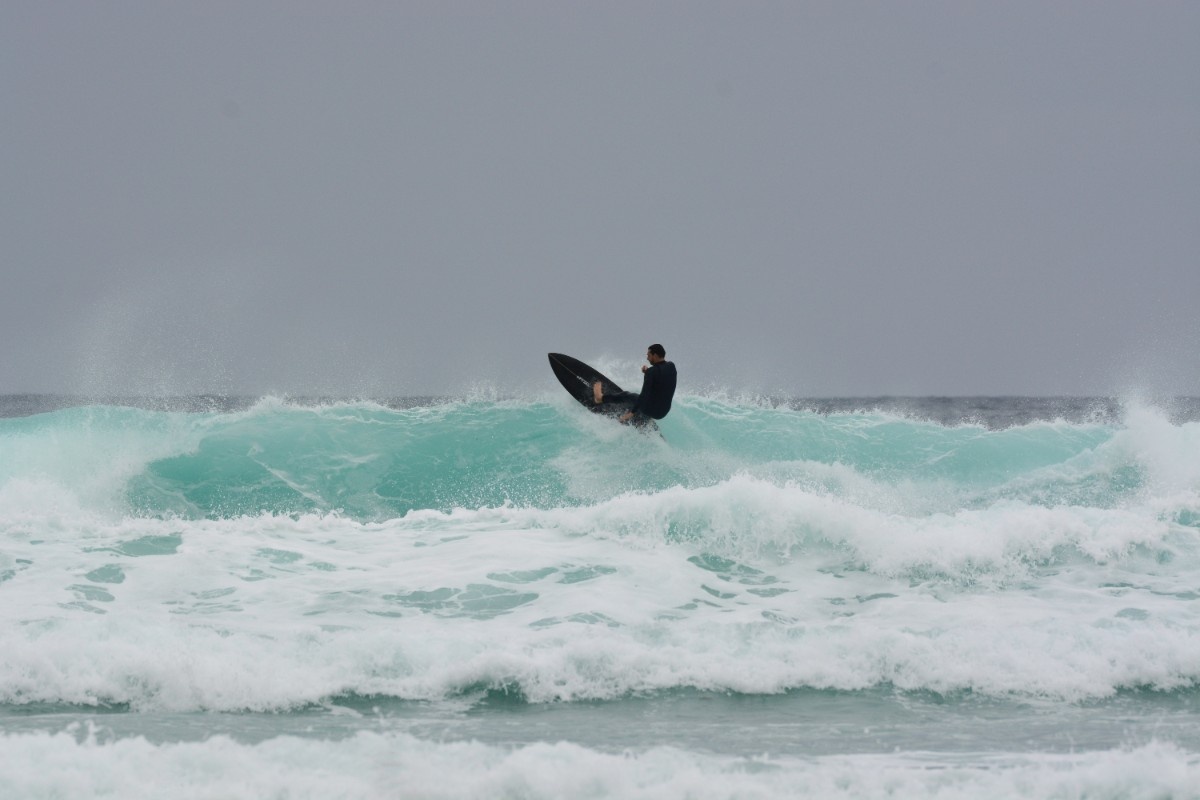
(593, 344), (677, 425)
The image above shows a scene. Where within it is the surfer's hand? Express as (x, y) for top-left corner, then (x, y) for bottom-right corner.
(641, 365), (648, 373)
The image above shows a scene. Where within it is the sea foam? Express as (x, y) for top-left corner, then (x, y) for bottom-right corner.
(1, 728), (1196, 800)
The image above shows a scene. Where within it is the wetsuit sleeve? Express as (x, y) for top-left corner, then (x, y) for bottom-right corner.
(631, 367), (657, 415)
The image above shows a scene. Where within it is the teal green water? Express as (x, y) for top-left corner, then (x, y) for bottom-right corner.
(2, 396), (1200, 798)
(3, 398), (1136, 521)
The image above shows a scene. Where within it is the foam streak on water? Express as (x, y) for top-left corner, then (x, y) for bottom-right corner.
(2, 394), (1199, 798)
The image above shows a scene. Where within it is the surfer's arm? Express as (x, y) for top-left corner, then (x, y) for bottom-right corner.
(630, 367), (657, 416)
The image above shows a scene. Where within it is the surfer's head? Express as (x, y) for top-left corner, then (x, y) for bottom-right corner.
(647, 344), (666, 364)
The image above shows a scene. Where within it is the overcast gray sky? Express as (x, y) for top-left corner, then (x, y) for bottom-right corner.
(3, 2), (1197, 397)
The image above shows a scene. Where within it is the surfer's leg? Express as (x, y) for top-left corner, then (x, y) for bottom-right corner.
(594, 384), (639, 406)
(605, 391), (639, 406)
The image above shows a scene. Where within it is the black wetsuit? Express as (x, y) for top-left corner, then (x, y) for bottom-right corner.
(603, 361), (677, 422)
(632, 360), (677, 419)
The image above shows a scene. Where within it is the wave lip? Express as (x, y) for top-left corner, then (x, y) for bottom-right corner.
(3, 396), (1198, 521)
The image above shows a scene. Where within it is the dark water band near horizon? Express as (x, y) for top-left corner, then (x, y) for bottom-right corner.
(7, 392), (1200, 424)
(2, 392), (1199, 797)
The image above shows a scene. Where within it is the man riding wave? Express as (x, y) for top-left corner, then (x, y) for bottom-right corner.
(592, 344), (677, 427)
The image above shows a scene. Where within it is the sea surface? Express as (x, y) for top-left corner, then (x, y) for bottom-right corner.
(3, 390), (1200, 799)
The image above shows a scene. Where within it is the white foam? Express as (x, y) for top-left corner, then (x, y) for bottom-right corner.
(0, 729), (1195, 800)
(2, 488), (1199, 709)
(1118, 403), (1200, 495)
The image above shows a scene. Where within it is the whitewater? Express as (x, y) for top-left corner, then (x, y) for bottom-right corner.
(2, 391), (1200, 798)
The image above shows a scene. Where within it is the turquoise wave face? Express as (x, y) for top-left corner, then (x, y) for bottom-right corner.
(125, 402), (578, 519)
(3, 397), (1200, 711)
(1, 396), (1183, 522)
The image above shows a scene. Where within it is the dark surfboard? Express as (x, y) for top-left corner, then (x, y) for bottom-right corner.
(549, 353), (661, 433)
(548, 353), (630, 419)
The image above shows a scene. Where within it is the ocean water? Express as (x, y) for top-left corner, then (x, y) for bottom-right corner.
(2, 391), (1200, 799)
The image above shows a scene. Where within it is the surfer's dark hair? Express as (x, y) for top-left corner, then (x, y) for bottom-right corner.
(648, 344), (666, 358)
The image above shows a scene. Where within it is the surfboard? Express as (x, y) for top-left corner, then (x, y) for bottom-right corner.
(548, 353), (628, 418)
(549, 353), (662, 433)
